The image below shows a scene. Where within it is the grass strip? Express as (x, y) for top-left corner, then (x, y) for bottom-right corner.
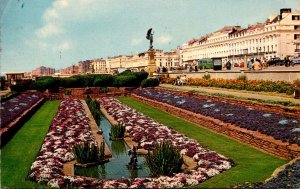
(118, 96), (288, 188)
(1, 101), (60, 188)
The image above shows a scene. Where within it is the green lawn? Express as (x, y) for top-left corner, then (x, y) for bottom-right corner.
(1, 101), (60, 188)
(118, 97), (288, 188)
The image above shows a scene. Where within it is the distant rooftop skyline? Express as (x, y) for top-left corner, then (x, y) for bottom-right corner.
(1, 0), (299, 73)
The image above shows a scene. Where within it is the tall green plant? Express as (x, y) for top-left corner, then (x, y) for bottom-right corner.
(145, 140), (183, 177)
(110, 124), (125, 139)
(72, 142), (105, 164)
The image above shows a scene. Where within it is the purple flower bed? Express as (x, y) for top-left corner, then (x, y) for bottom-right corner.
(133, 88), (300, 146)
(0, 92), (43, 134)
(28, 98), (232, 188)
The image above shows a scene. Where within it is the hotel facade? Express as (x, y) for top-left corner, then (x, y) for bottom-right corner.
(181, 8), (300, 67)
(106, 49), (180, 73)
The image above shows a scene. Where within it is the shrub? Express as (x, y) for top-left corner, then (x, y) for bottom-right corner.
(72, 142), (105, 164)
(202, 74), (211, 80)
(60, 78), (78, 88)
(145, 140), (183, 177)
(110, 124), (125, 140)
(237, 74), (247, 81)
(85, 96), (101, 125)
(10, 80), (32, 93)
(31, 77), (60, 92)
(141, 78), (159, 88)
(93, 75), (114, 87)
(115, 75), (137, 87)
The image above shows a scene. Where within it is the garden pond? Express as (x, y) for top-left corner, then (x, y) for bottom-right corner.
(75, 118), (150, 179)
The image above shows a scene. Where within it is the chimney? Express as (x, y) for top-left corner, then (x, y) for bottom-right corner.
(280, 8), (291, 20)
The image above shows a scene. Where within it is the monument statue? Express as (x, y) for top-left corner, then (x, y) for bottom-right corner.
(146, 28), (154, 50)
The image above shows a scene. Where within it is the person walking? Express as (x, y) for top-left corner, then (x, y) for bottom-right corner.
(247, 59), (254, 70)
(226, 61), (231, 70)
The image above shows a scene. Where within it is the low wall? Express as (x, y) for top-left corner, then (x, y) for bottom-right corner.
(131, 94), (300, 159)
(54, 87), (136, 99)
(169, 70), (300, 82)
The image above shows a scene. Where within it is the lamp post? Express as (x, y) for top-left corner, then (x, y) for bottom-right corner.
(256, 47), (261, 58)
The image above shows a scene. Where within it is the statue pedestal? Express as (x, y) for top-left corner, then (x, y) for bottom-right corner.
(147, 49), (156, 77)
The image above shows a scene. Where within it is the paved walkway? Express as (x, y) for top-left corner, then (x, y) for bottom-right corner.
(159, 84), (300, 107)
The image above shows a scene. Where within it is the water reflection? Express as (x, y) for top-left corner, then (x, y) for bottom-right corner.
(74, 115), (150, 179)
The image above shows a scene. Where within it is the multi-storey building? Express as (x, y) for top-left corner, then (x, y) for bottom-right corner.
(91, 59), (107, 73)
(106, 50), (180, 73)
(181, 8), (300, 67)
(107, 55), (128, 73)
(60, 65), (79, 75)
(78, 60), (92, 74)
(31, 66), (55, 77)
(155, 50), (180, 71)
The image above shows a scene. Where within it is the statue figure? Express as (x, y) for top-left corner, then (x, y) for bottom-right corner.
(146, 28), (154, 50)
(128, 146), (138, 169)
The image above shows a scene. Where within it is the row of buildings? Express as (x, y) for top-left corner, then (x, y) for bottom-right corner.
(29, 8), (299, 77)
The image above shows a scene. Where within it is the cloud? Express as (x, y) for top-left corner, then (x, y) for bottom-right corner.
(157, 34), (172, 44)
(56, 41), (72, 51)
(131, 38), (143, 46)
(35, 23), (64, 38)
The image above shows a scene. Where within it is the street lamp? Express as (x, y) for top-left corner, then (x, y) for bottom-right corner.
(256, 47), (261, 58)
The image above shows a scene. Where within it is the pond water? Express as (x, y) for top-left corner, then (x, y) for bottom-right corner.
(75, 118), (150, 179)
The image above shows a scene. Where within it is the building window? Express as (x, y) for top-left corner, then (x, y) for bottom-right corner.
(294, 25), (300, 30)
(295, 34), (300, 40)
(292, 15), (300, 20)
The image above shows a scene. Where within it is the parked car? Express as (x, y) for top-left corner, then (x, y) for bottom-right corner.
(268, 57), (284, 66)
(292, 57), (300, 65)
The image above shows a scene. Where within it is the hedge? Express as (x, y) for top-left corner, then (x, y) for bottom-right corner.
(141, 78), (160, 88)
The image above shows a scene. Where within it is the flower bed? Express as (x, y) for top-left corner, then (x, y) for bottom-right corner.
(98, 97), (233, 187)
(1, 92), (44, 128)
(1, 92), (44, 146)
(28, 98), (232, 188)
(133, 88), (300, 146)
(28, 99), (95, 186)
(188, 78), (295, 95)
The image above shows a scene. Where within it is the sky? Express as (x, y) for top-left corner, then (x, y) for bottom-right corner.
(0, 0), (299, 73)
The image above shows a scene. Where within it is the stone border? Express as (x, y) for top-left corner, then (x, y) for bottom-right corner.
(264, 157), (300, 183)
(130, 94), (300, 159)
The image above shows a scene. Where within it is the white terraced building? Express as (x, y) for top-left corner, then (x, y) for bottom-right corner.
(181, 8), (300, 67)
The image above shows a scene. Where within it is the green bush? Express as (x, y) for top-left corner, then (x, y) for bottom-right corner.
(141, 78), (159, 88)
(30, 77), (60, 92)
(145, 140), (183, 177)
(117, 71), (148, 87)
(93, 75), (113, 87)
(115, 75), (137, 87)
(110, 124), (125, 140)
(202, 74), (211, 80)
(237, 74), (248, 81)
(72, 142), (105, 164)
(60, 78), (78, 88)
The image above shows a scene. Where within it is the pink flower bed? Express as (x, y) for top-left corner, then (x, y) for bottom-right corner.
(28, 98), (232, 188)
